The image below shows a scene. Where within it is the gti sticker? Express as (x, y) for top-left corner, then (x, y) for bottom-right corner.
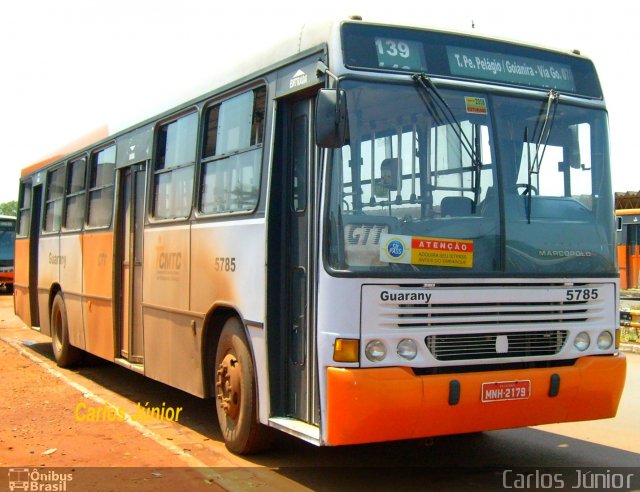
(380, 234), (474, 268)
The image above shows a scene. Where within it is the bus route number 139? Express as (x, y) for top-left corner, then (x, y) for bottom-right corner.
(565, 288), (598, 301)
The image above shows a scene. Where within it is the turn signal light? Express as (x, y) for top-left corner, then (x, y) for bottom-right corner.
(333, 338), (359, 363)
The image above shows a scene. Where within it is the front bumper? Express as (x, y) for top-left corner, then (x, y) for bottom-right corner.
(326, 354), (626, 446)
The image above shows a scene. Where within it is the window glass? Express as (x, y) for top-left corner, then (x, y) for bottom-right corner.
(216, 91), (253, 155)
(200, 86), (266, 214)
(0, 219), (15, 262)
(326, 81), (499, 273)
(17, 182), (32, 237)
(88, 145), (116, 227)
(64, 157), (86, 230)
(292, 114), (308, 212)
(153, 112), (197, 219)
(157, 113), (198, 170)
(493, 95), (613, 274)
(44, 167), (65, 232)
(200, 150), (261, 214)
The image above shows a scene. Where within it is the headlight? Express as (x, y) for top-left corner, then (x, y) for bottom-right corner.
(397, 339), (418, 360)
(597, 331), (613, 350)
(574, 332), (590, 351)
(365, 340), (386, 362)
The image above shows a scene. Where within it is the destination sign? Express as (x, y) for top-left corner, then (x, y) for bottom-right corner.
(341, 23), (602, 98)
(446, 46), (576, 92)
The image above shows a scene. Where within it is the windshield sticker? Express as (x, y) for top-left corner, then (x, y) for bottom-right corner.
(465, 97), (487, 115)
(380, 234), (474, 268)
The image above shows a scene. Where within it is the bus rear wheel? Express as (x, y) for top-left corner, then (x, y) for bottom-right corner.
(214, 317), (270, 454)
(50, 293), (83, 368)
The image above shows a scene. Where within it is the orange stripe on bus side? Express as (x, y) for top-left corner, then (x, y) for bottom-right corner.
(82, 232), (114, 360)
(13, 238), (31, 325)
(617, 245), (628, 290)
(14, 238), (29, 286)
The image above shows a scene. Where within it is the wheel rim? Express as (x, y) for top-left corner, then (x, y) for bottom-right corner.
(216, 352), (242, 421)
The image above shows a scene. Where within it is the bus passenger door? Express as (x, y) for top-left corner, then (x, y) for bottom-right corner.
(118, 164), (146, 364)
(28, 185), (43, 327)
(268, 96), (319, 425)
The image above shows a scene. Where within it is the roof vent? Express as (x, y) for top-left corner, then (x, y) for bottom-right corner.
(349, 15), (363, 21)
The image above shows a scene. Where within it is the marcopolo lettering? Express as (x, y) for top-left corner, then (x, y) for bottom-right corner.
(538, 249), (592, 258)
(380, 290), (432, 303)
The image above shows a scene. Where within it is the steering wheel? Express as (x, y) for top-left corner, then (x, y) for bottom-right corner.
(517, 183), (539, 196)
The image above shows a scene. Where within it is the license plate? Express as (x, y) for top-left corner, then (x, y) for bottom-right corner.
(481, 380), (531, 402)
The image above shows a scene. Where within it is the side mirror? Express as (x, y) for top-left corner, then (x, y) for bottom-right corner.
(315, 88), (348, 148)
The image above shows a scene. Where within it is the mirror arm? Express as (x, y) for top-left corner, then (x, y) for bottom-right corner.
(316, 60), (339, 84)
(316, 61), (343, 126)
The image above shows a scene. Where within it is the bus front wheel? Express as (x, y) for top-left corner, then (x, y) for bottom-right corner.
(50, 293), (83, 368)
(214, 317), (270, 454)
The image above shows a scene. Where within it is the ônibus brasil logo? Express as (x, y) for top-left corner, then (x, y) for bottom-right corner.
(385, 237), (406, 261)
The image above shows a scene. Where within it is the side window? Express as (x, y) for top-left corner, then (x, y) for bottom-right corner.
(88, 145), (116, 227)
(44, 167), (65, 233)
(200, 86), (265, 214)
(64, 157), (86, 230)
(17, 182), (32, 237)
(153, 112), (197, 219)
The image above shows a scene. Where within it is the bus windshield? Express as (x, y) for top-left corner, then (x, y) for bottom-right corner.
(0, 219), (15, 264)
(325, 79), (615, 276)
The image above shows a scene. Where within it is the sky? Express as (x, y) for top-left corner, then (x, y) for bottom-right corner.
(1, 0), (638, 203)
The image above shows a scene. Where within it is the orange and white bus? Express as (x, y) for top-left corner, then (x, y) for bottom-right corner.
(0, 215), (16, 293)
(14, 18), (626, 454)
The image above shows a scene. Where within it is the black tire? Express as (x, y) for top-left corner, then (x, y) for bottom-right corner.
(50, 293), (83, 368)
(214, 317), (270, 454)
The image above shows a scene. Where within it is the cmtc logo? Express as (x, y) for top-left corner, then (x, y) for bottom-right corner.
(384, 237), (407, 261)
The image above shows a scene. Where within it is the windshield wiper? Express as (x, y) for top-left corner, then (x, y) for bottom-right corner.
(412, 73), (483, 201)
(525, 89), (560, 223)
(530, 89), (559, 176)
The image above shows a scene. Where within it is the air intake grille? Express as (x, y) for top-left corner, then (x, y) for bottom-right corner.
(425, 330), (568, 361)
(380, 299), (596, 328)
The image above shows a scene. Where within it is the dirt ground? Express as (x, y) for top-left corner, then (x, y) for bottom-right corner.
(0, 338), (227, 491)
(0, 295), (304, 492)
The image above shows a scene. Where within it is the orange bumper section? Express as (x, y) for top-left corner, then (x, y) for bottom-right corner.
(326, 354), (626, 446)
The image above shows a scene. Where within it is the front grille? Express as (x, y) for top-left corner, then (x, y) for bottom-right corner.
(386, 301), (591, 327)
(425, 330), (568, 361)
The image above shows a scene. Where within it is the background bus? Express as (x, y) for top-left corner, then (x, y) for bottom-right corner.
(14, 17), (625, 454)
(616, 208), (640, 290)
(0, 215), (16, 293)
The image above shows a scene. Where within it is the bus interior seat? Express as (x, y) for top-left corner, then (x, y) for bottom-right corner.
(440, 196), (474, 217)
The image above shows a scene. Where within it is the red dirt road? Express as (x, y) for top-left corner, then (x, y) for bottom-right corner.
(0, 296), (306, 492)
(0, 336), (226, 491)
